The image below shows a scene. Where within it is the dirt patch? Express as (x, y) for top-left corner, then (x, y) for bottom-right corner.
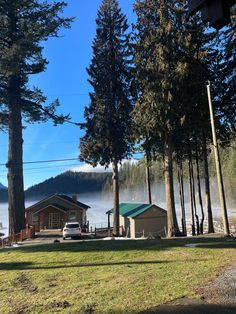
(83, 303), (97, 313)
(13, 273), (38, 294)
(197, 266), (236, 306)
(45, 275), (58, 288)
(141, 266), (236, 313)
(141, 303), (236, 314)
(10, 304), (29, 314)
(46, 300), (71, 310)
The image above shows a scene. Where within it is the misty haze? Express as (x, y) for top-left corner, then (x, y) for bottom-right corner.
(1, 178), (235, 236)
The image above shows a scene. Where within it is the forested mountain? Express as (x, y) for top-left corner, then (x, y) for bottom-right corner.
(0, 171), (111, 202)
(25, 171), (112, 198)
(0, 183), (7, 190)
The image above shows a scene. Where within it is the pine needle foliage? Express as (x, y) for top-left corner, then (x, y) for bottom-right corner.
(80, 0), (133, 167)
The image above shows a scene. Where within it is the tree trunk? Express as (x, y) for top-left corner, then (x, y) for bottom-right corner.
(164, 136), (181, 237)
(188, 154), (195, 236)
(202, 136), (214, 233)
(7, 76), (25, 235)
(177, 158), (186, 236)
(112, 160), (120, 237)
(190, 158), (200, 235)
(195, 143), (204, 234)
(145, 154), (152, 204)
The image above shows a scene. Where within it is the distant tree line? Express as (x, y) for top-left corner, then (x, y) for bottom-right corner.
(119, 140), (236, 188)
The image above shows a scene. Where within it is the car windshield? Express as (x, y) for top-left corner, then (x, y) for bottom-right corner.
(65, 223), (79, 229)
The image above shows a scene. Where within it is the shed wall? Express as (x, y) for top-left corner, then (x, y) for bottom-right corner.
(131, 206), (167, 238)
(130, 218), (136, 239)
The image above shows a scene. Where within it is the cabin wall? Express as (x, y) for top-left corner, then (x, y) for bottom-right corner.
(134, 216), (167, 238)
(67, 209), (83, 224)
(39, 206), (66, 230)
(120, 215), (125, 230)
(130, 206), (167, 238)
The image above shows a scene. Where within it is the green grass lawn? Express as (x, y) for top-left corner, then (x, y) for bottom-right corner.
(0, 238), (235, 314)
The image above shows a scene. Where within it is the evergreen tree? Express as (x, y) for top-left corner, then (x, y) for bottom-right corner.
(80, 0), (133, 236)
(0, 0), (72, 234)
(214, 8), (235, 135)
(174, 14), (217, 234)
(133, 0), (191, 237)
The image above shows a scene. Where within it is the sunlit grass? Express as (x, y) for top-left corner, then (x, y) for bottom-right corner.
(0, 238), (235, 313)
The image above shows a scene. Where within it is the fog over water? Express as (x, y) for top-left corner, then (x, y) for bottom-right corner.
(0, 178), (235, 236)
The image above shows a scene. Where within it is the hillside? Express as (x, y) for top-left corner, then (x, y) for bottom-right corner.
(25, 171), (112, 198)
(0, 171), (112, 202)
(0, 189), (8, 202)
(0, 183), (7, 190)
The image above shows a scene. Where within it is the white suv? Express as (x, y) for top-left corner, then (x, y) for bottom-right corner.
(63, 222), (81, 240)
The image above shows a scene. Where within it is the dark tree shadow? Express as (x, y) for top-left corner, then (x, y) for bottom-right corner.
(140, 304), (236, 314)
(0, 237), (235, 254)
(0, 260), (173, 271)
(0, 258), (211, 271)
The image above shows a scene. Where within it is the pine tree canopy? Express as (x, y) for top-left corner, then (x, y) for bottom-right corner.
(80, 0), (133, 167)
(132, 1), (190, 156)
(215, 9), (236, 135)
(0, 0), (72, 126)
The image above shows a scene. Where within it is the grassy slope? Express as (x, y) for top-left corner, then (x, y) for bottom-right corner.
(0, 238), (235, 314)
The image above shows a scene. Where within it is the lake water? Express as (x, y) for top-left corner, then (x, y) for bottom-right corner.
(1, 179), (235, 237)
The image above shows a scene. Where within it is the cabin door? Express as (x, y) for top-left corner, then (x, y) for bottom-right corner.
(49, 213), (60, 229)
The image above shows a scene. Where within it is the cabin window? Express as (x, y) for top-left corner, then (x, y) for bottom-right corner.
(69, 211), (77, 221)
(32, 213), (39, 224)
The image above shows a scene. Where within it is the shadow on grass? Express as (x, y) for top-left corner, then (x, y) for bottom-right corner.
(141, 304), (236, 314)
(0, 238), (235, 254)
(0, 260), (173, 271)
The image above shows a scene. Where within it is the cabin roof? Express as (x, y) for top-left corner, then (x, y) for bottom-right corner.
(57, 194), (90, 209)
(106, 203), (166, 218)
(34, 203), (69, 214)
(26, 194), (90, 212)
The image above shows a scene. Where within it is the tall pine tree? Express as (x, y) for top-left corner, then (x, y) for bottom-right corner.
(133, 0), (192, 237)
(80, 0), (133, 236)
(0, 0), (72, 234)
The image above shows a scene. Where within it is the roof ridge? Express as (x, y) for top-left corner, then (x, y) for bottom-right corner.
(106, 203), (166, 218)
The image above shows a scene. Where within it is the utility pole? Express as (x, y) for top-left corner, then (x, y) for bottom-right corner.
(206, 81), (230, 236)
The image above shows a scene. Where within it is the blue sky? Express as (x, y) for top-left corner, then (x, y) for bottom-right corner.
(0, 0), (137, 189)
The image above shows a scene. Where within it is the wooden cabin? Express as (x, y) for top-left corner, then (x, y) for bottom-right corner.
(25, 194), (90, 232)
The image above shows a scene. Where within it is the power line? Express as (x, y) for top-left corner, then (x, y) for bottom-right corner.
(0, 163), (82, 173)
(0, 152), (145, 167)
(0, 158), (144, 176)
(0, 157), (79, 167)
